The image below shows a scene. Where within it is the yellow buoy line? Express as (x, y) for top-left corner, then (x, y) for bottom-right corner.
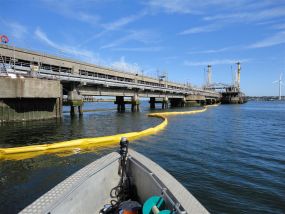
(0, 108), (209, 161)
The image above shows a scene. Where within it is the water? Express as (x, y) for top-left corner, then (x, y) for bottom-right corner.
(0, 101), (285, 213)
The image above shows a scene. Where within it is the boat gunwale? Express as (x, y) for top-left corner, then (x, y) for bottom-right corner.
(20, 150), (209, 214)
(128, 155), (186, 213)
(128, 149), (209, 214)
(20, 152), (121, 214)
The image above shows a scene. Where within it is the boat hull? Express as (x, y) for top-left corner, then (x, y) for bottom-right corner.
(21, 150), (209, 214)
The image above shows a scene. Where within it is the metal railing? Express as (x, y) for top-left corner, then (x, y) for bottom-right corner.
(0, 61), (220, 98)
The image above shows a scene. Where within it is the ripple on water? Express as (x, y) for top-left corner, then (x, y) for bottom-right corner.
(1, 101), (285, 213)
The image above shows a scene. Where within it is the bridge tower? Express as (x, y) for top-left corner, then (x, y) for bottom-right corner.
(236, 62), (241, 89)
(207, 65), (212, 87)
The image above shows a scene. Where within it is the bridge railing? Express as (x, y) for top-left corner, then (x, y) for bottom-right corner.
(0, 61), (220, 98)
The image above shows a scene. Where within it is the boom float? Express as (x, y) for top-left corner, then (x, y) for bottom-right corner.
(0, 108), (207, 161)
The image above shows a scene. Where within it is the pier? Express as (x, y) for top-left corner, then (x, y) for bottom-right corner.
(0, 44), (220, 122)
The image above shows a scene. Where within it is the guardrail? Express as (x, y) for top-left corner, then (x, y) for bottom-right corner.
(0, 62), (220, 98)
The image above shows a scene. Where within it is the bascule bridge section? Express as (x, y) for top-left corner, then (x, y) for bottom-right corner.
(204, 62), (247, 104)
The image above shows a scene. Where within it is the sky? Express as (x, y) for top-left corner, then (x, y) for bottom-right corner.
(1, 0), (285, 96)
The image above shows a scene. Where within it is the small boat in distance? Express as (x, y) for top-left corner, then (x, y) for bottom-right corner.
(20, 138), (209, 214)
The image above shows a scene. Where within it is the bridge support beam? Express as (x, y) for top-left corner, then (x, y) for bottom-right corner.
(115, 96), (125, 112)
(169, 98), (186, 108)
(206, 99), (212, 105)
(185, 101), (199, 107)
(131, 94), (140, 112)
(69, 101), (83, 116)
(162, 96), (169, 109)
(198, 100), (206, 106)
(68, 83), (83, 116)
(206, 98), (218, 105)
(149, 97), (156, 109)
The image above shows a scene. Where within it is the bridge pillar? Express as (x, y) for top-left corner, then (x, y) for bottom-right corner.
(162, 96), (169, 109)
(115, 96), (125, 112)
(182, 97), (186, 107)
(206, 99), (212, 105)
(131, 94), (140, 112)
(200, 100), (206, 106)
(70, 106), (76, 116)
(149, 97), (156, 109)
(185, 100), (200, 107)
(169, 98), (186, 108)
(68, 84), (83, 116)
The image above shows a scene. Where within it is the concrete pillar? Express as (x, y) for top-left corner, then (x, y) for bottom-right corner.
(185, 100), (199, 107)
(150, 97), (156, 109)
(162, 96), (169, 109)
(170, 98), (186, 108)
(116, 96), (125, 112)
(70, 105), (75, 116)
(131, 94), (139, 112)
(78, 105), (83, 115)
(182, 97), (186, 107)
(68, 83), (83, 116)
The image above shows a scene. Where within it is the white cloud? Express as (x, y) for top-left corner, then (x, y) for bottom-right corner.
(101, 30), (159, 49)
(273, 23), (285, 30)
(111, 46), (162, 52)
(145, 0), (253, 14)
(34, 28), (101, 63)
(248, 31), (285, 49)
(77, 11), (148, 47)
(179, 23), (221, 35)
(103, 11), (147, 31)
(204, 7), (285, 23)
(188, 46), (234, 54)
(77, 12), (100, 25)
(40, 0), (101, 25)
(146, 0), (200, 14)
(184, 59), (249, 66)
(0, 20), (27, 40)
(111, 56), (141, 73)
(34, 28), (145, 73)
(179, 6), (285, 36)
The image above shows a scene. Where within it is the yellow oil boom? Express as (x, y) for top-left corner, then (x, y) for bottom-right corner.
(0, 107), (216, 161)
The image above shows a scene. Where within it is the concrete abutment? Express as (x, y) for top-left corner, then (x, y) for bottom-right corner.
(0, 78), (62, 122)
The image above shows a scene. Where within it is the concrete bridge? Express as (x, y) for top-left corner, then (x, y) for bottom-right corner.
(0, 44), (220, 122)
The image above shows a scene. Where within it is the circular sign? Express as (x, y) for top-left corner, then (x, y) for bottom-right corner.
(0, 35), (9, 43)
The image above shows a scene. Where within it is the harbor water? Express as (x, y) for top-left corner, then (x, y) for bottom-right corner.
(0, 101), (284, 213)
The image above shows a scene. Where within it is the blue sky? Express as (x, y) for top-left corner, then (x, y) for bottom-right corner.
(1, 0), (285, 96)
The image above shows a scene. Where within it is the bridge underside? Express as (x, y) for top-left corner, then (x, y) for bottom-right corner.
(77, 85), (185, 98)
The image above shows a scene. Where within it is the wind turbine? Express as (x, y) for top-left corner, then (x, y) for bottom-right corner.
(273, 73), (284, 100)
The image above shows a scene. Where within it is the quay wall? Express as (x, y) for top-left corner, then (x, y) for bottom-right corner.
(0, 78), (62, 122)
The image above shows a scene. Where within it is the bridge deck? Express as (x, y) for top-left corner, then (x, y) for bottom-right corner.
(0, 44), (220, 99)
